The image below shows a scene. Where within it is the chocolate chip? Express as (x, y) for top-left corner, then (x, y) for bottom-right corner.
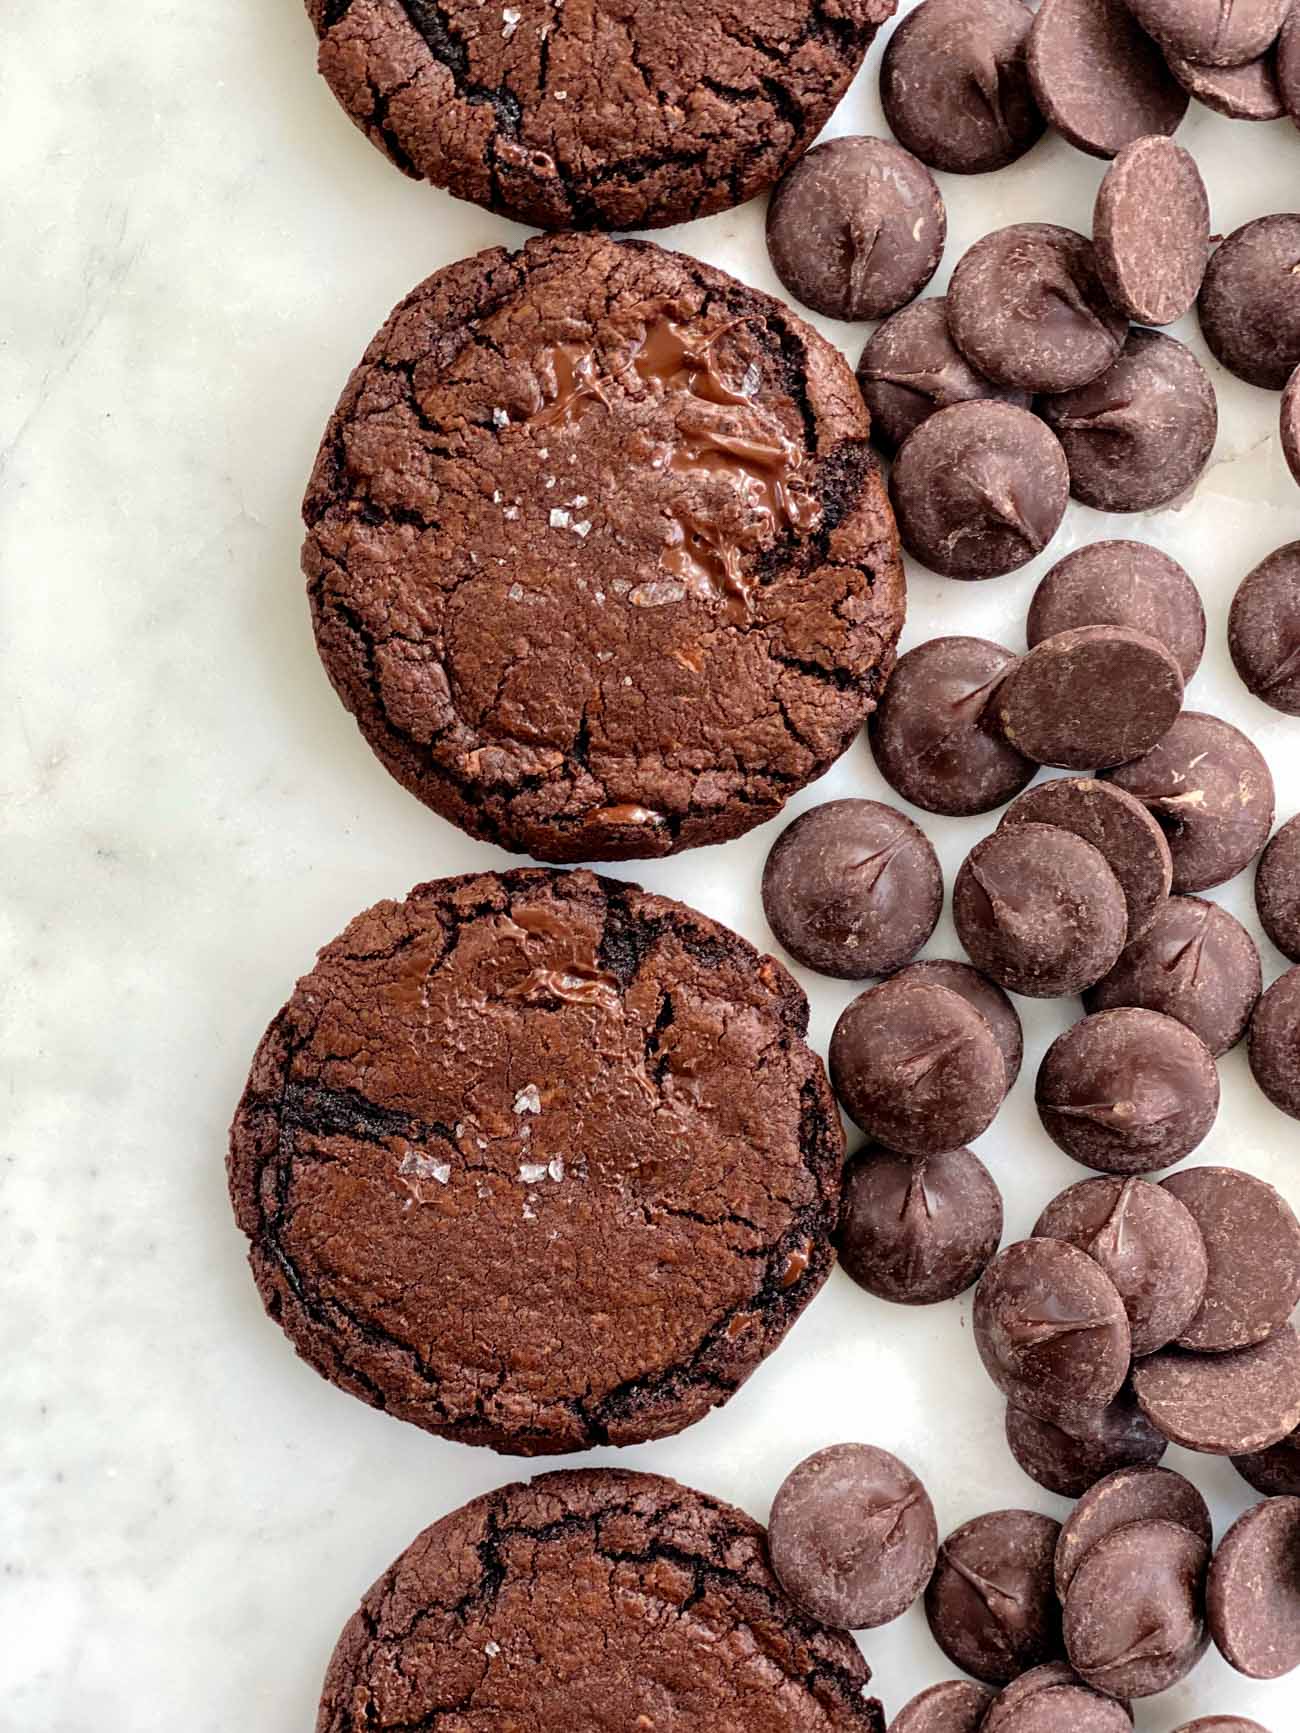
(948, 224), (1128, 393)
(829, 980), (1008, 1156)
(980, 1663), (1132, 1733)
(1234, 1423), (1300, 1496)
(1062, 1518), (1210, 1697)
(1093, 138), (1210, 324)
(995, 626), (1185, 770)
(1280, 7), (1300, 125)
(766, 137), (946, 322)
(983, 1685), (1133, 1733)
(1249, 965), (1300, 1119)
(1029, 540), (1206, 682)
(1102, 712), (1276, 894)
(1257, 815), (1300, 962)
(1132, 1325), (1300, 1453)
(762, 799), (943, 980)
(974, 1238), (1131, 1428)
(889, 401), (1069, 579)
(768, 1443), (938, 1630)
(891, 959), (1025, 1087)
(925, 1509), (1065, 1685)
(1230, 542), (1300, 714)
(1208, 1496), (1300, 1679)
(1167, 46), (1287, 119)
(1054, 1464), (1212, 1597)
(1124, 0), (1288, 67)
(1161, 1166), (1300, 1352)
(1171, 1719), (1274, 1733)
(1035, 1175), (1208, 1354)
(1005, 1384), (1168, 1498)
(1039, 330), (1217, 513)
(838, 1145), (1004, 1306)
(1026, 0), (1189, 159)
(889, 1681), (997, 1733)
(1001, 778), (1172, 944)
(1084, 895), (1262, 1057)
(1282, 367), (1300, 486)
(1037, 1008), (1220, 1175)
(881, 0), (1044, 174)
(868, 638), (1036, 817)
(857, 298), (1032, 456)
(1199, 215), (1300, 389)
(954, 825), (1129, 998)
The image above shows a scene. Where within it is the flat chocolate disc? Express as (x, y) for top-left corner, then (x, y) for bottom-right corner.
(1005, 1385), (1167, 1498)
(1283, 367), (1300, 486)
(1199, 215), (1300, 390)
(1249, 964), (1300, 1120)
(1229, 542), (1300, 716)
(1163, 1165), (1300, 1352)
(994, 626), (1184, 771)
(1257, 815), (1300, 962)
(857, 299), (1031, 456)
(1124, 0), (1289, 67)
(1062, 1518), (1209, 1698)
(984, 1686), (1132, 1733)
(1233, 1423), (1300, 1496)
(891, 959), (1024, 1087)
(924, 1509), (1064, 1685)
(1093, 138), (1210, 324)
(1167, 46), (1287, 119)
(1132, 1325), (1300, 1454)
(1207, 1496), (1300, 1679)
(1029, 541), (1205, 682)
(838, 1145), (1004, 1306)
(1026, 0), (1189, 159)
(980, 1664), (1131, 1733)
(888, 1681), (997, 1733)
(1054, 1463), (1212, 1597)
(1171, 1720), (1273, 1733)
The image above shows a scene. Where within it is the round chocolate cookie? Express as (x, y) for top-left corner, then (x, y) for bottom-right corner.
(838, 1145), (1004, 1306)
(1039, 330), (1218, 513)
(1054, 1464), (1212, 1597)
(1208, 1496), (1300, 1679)
(1085, 896), (1262, 1058)
(1062, 1518), (1210, 1698)
(306, 0), (898, 231)
(1001, 778), (1173, 944)
(829, 980), (1007, 1155)
(947, 225), (1128, 394)
(1034, 1175), (1208, 1355)
(1230, 542), (1300, 715)
(925, 1509), (1065, 1685)
(228, 867), (847, 1455)
(1163, 1166), (1300, 1352)
(1004, 1385), (1168, 1498)
(880, 0), (1044, 175)
(994, 626), (1185, 771)
(1103, 712), (1276, 895)
(974, 1238), (1131, 1428)
(1094, 138), (1210, 325)
(868, 638), (1036, 817)
(305, 233), (905, 863)
(767, 137), (945, 323)
(1199, 215), (1300, 390)
(1250, 965), (1300, 1120)
(1257, 815), (1300, 962)
(1036, 1009), (1220, 1175)
(1123, 0), (1288, 67)
(1167, 46), (1287, 120)
(762, 799), (942, 980)
(1282, 367), (1300, 485)
(768, 1443), (938, 1629)
(856, 299), (1031, 457)
(889, 1682), (996, 1733)
(953, 825), (1129, 999)
(891, 959), (1024, 1086)
(1027, 0), (1189, 160)
(1132, 1326), (1300, 1454)
(889, 402), (1069, 580)
(315, 1468), (887, 1731)
(1029, 541), (1206, 683)
(1234, 1423), (1300, 1496)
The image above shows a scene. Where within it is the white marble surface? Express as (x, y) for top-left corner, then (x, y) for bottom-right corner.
(6, 2), (1300, 1725)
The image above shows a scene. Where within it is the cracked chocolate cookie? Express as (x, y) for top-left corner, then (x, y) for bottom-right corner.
(228, 867), (846, 1455)
(305, 233), (904, 862)
(315, 1468), (886, 1732)
(306, 0), (897, 231)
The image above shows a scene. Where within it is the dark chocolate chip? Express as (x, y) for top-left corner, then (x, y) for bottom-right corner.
(1029, 540), (1206, 682)
(1062, 1518), (1210, 1698)
(1230, 541), (1300, 714)
(1054, 1464), (1212, 1597)
(889, 401), (1069, 579)
(891, 959), (1025, 1087)
(1004, 1384), (1167, 1498)
(1026, 0), (1189, 159)
(768, 1442), (938, 1630)
(1249, 964), (1300, 1120)
(924, 1509), (1065, 1685)
(974, 1238), (1132, 1428)
(1093, 137), (1210, 324)
(1132, 1325), (1300, 1453)
(954, 825), (1129, 999)
(1172, 1720), (1274, 1733)
(1199, 215), (1300, 390)
(829, 980), (1008, 1156)
(1257, 815), (1300, 962)
(766, 137), (946, 322)
(1084, 895), (1262, 1057)
(983, 1685), (1132, 1733)
(1124, 0), (1288, 67)
(1233, 1423), (1300, 1496)
(838, 1145), (1004, 1306)
(947, 224), (1129, 393)
(1167, 46), (1287, 119)
(980, 1663), (1132, 1733)
(1207, 1496), (1300, 1679)
(1280, 6), (1300, 125)
(1164, 1165), (1300, 1352)
(995, 626), (1185, 771)
(1282, 366), (1300, 485)
(857, 298), (1032, 456)
(888, 1681), (997, 1733)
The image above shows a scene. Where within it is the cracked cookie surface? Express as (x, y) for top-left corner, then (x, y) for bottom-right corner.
(316, 1468), (885, 1731)
(304, 233), (904, 862)
(306, 0), (897, 229)
(228, 868), (845, 1455)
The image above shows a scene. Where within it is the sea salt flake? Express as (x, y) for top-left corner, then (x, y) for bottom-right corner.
(548, 1157), (565, 1182)
(504, 505), (518, 519)
(549, 507), (571, 529)
(485, 1641), (501, 1658)
(492, 406), (509, 427)
(492, 489), (503, 503)
(399, 1151), (451, 1185)
(571, 495), (588, 508)
(508, 583), (524, 601)
(519, 1162), (548, 1183)
(501, 9), (521, 36)
(514, 1083), (542, 1114)
(572, 519), (592, 537)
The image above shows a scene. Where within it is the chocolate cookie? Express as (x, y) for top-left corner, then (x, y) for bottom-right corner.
(1163, 1166), (1300, 1352)
(315, 1468), (886, 1732)
(1207, 1496), (1300, 1679)
(1005, 1386), (1168, 1498)
(889, 1682), (997, 1733)
(1257, 815), (1300, 961)
(766, 137), (945, 322)
(1123, 0), (1288, 67)
(1132, 1326), (1300, 1453)
(1061, 1518), (1210, 1698)
(306, 0), (898, 231)
(305, 233), (905, 863)
(228, 868), (846, 1455)
(1028, 541), (1206, 682)
(1249, 965), (1300, 1120)
(1199, 216), (1300, 389)
(1084, 896), (1262, 1058)
(1167, 47), (1286, 120)
(880, 0), (1044, 175)
(1026, 0), (1189, 159)
(856, 299), (1031, 457)
(1230, 542), (1300, 714)
(1234, 1423), (1300, 1496)
(890, 959), (1024, 1087)
(1039, 330), (1217, 514)
(838, 1144), (1004, 1305)
(1054, 1463), (1212, 1597)
(925, 1509), (1065, 1685)
(1093, 138), (1210, 324)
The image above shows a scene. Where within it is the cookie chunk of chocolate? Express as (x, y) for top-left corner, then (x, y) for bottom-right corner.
(1093, 138), (1210, 323)
(1029, 541), (1205, 682)
(1026, 0), (1189, 157)
(856, 299), (1031, 456)
(995, 625), (1184, 770)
